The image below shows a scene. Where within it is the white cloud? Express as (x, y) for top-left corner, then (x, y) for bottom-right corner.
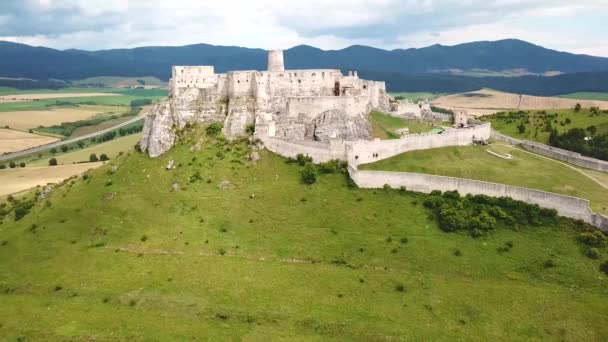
(0, 0), (606, 56)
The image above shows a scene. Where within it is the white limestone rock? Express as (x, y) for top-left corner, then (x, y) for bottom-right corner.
(140, 101), (176, 158)
(312, 109), (371, 141)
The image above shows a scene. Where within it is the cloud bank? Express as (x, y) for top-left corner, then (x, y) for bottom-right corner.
(1, 0), (607, 56)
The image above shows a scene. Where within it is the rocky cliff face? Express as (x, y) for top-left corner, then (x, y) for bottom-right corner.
(140, 101), (176, 158)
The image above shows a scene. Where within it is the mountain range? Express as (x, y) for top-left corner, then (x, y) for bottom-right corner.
(1, 39), (608, 95)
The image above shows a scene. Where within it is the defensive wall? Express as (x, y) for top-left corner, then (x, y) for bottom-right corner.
(348, 165), (608, 231)
(492, 130), (608, 172)
(286, 96), (370, 118)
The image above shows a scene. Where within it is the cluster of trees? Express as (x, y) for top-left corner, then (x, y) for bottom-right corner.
(0, 161), (26, 169)
(0, 195), (36, 222)
(423, 190), (558, 237)
(286, 154), (348, 185)
(549, 128), (608, 161)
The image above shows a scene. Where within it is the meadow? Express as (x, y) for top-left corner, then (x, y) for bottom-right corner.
(486, 108), (608, 144)
(360, 144), (608, 215)
(557, 92), (608, 101)
(0, 127), (606, 340)
(369, 111), (437, 139)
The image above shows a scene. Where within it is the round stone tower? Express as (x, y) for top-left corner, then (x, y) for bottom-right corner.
(267, 49), (285, 72)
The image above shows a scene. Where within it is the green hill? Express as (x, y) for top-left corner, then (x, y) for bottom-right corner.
(1, 127), (607, 340)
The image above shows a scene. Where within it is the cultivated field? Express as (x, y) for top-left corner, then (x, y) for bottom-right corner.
(28, 134), (141, 166)
(360, 144), (608, 215)
(0, 93), (118, 103)
(0, 106), (123, 131)
(432, 89), (608, 116)
(0, 163), (102, 196)
(0, 130), (606, 340)
(0, 129), (58, 154)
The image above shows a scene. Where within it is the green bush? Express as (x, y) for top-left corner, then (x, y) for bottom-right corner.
(586, 248), (601, 259)
(49, 158), (58, 166)
(9, 162), (16, 169)
(89, 153), (99, 162)
(0, 164), (5, 169)
(206, 122), (223, 136)
(577, 231), (607, 248)
(295, 154), (313, 166)
(19, 162), (25, 168)
(600, 261), (608, 275)
(100, 154), (109, 161)
(301, 163), (317, 185)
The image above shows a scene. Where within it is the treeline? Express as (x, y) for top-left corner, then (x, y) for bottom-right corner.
(549, 128), (608, 161)
(0, 78), (68, 90)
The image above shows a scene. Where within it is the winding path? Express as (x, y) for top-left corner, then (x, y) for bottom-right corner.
(0, 113), (146, 162)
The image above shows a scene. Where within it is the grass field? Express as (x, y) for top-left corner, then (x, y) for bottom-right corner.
(0, 93), (117, 104)
(0, 129), (58, 154)
(28, 134), (141, 166)
(557, 92), (608, 101)
(486, 108), (608, 144)
(360, 144), (608, 215)
(369, 111), (436, 139)
(0, 129), (606, 340)
(389, 92), (442, 102)
(0, 163), (102, 196)
(73, 76), (167, 88)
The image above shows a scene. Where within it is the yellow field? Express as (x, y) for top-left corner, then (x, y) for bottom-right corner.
(0, 129), (58, 154)
(29, 133), (141, 166)
(0, 163), (103, 196)
(432, 89), (608, 116)
(0, 93), (117, 103)
(0, 106), (126, 130)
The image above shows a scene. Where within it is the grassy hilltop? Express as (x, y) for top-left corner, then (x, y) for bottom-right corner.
(0, 127), (607, 340)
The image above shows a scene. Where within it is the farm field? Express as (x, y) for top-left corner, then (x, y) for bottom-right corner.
(557, 92), (608, 101)
(432, 89), (608, 116)
(0, 163), (102, 196)
(369, 111), (438, 139)
(0, 129), (58, 154)
(0, 106), (127, 131)
(28, 134), (141, 166)
(73, 76), (167, 88)
(0, 129), (607, 340)
(0, 92), (118, 103)
(359, 144), (608, 215)
(486, 108), (608, 144)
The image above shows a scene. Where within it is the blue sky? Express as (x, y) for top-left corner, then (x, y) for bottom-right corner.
(1, 0), (607, 56)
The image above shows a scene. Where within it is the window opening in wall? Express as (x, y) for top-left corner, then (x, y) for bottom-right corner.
(334, 81), (340, 96)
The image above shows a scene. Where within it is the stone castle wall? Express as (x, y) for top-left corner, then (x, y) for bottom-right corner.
(491, 131), (608, 172)
(348, 165), (608, 231)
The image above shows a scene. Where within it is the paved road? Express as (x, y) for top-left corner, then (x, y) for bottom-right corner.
(0, 114), (146, 162)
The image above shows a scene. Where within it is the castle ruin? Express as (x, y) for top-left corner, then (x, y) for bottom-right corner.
(140, 49), (391, 157)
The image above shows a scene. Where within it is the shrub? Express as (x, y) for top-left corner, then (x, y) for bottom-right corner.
(577, 231), (607, 248)
(99, 154), (109, 161)
(206, 122), (223, 136)
(400, 237), (409, 244)
(9, 162), (16, 169)
(586, 248), (601, 259)
(0, 164), (5, 169)
(395, 283), (406, 292)
(89, 153), (99, 162)
(19, 162), (25, 168)
(383, 184), (392, 190)
(140, 235), (148, 242)
(453, 249), (463, 256)
(543, 259), (556, 268)
(49, 158), (58, 166)
(61, 145), (69, 153)
(295, 154), (313, 166)
(301, 163), (317, 184)
(600, 261), (608, 275)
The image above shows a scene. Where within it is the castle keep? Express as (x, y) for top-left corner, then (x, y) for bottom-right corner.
(140, 50), (391, 157)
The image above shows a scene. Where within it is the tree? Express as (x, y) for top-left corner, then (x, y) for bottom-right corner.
(9, 162), (16, 169)
(77, 141), (85, 148)
(50, 148), (57, 154)
(49, 158), (58, 166)
(517, 122), (526, 134)
(19, 162), (25, 168)
(0, 164), (4, 169)
(574, 103), (581, 112)
(99, 154), (109, 161)
(587, 125), (597, 135)
(61, 145), (69, 153)
(206, 122), (223, 136)
(89, 153), (99, 162)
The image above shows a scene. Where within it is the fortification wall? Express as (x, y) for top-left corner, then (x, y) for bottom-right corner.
(172, 66), (216, 92)
(286, 96), (370, 119)
(350, 123), (491, 165)
(348, 166), (608, 231)
(259, 136), (346, 162)
(491, 131), (608, 172)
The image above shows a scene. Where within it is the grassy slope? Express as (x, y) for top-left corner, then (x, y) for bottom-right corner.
(0, 129), (607, 340)
(369, 111), (436, 139)
(557, 92), (608, 101)
(487, 108), (608, 144)
(360, 144), (608, 215)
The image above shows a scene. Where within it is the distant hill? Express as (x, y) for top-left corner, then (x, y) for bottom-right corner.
(2, 39), (608, 95)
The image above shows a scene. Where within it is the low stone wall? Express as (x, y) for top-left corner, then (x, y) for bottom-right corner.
(348, 165), (608, 231)
(259, 136), (346, 162)
(492, 131), (608, 172)
(349, 123), (491, 165)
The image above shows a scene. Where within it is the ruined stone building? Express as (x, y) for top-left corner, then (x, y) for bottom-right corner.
(140, 50), (391, 157)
